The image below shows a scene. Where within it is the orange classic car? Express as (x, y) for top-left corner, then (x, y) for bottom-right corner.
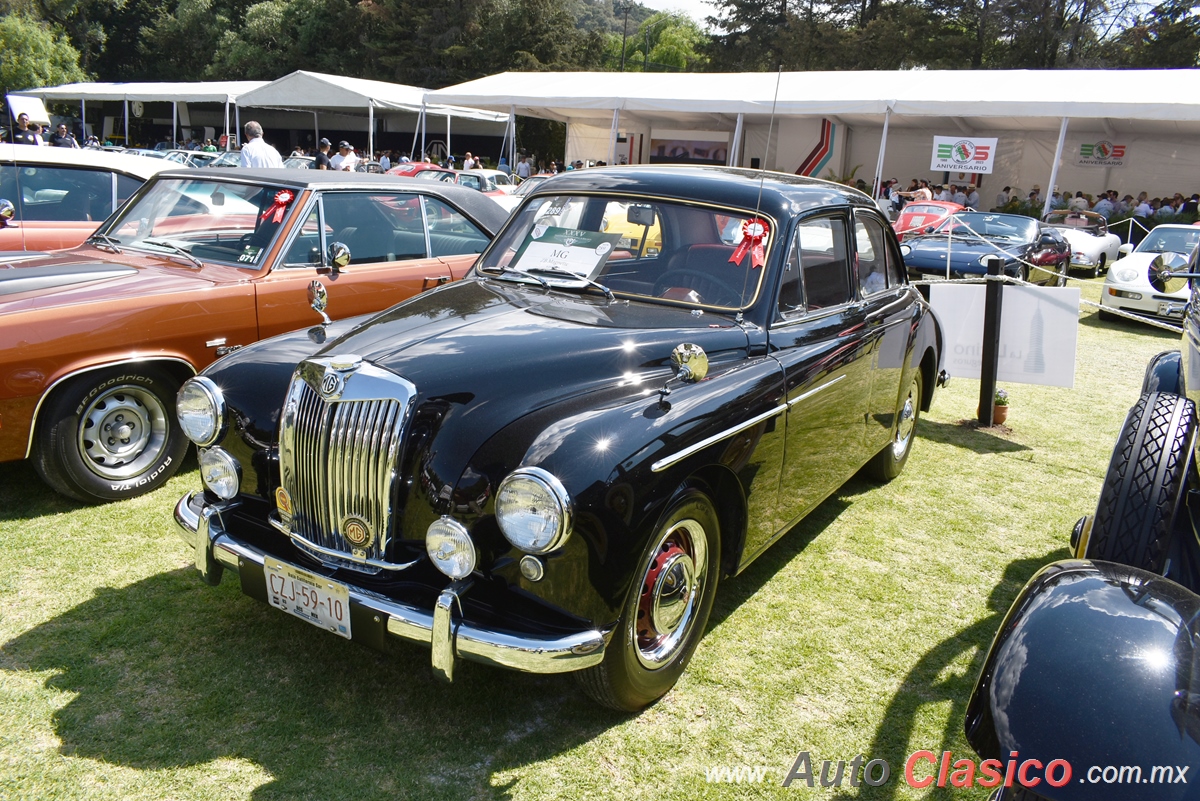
(0, 144), (171, 252)
(0, 168), (508, 503)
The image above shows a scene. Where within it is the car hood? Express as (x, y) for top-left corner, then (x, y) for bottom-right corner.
(1055, 228), (1106, 249)
(1106, 252), (1191, 297)
(904, 235), (1026, 270)
(0, 246), (253, 311)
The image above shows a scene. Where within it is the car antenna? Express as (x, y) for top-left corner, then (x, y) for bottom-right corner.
(736, 65), (784, 327)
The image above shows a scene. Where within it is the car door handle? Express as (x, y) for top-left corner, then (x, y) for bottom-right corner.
(422, 276), (450, 290)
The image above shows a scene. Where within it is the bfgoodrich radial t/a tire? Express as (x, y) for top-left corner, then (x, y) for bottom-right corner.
(33, 365), (188, 503)
(1086, 392), (1196, 573)
(575, 487), (721, 711)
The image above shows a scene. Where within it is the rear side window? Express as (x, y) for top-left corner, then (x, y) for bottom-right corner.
(14, 165), (115, 222)
(796, 216), (851, 310)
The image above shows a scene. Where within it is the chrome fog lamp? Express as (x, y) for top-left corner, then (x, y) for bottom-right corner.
(177, 377), (225, 446)
(495, 467), (572, 554)
(199, 447), (240, 500)
(426, 517), (477, 579)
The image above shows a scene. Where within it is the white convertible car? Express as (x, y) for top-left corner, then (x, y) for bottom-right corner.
(1043, 210), (1123, 277)
(1099, 223), (1200, 324)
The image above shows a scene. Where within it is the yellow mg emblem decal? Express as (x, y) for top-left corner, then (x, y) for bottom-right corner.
(275, 487), (293, 519)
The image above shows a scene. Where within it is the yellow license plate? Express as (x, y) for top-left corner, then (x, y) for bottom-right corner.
(263, 556), (352, 639)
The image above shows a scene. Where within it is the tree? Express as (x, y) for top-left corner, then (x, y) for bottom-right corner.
(1099, 0), (1200, 66)
(0, 13), (88, 110)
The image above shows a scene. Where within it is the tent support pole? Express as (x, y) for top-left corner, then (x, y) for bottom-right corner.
(446, 114), (451, 161)
(224, 99), (230, 150)
(1042, 117), (1069, 219)
(421, 103), (426, 162)
(123, 99), (129, 145)
(411, 110), (421, 160)
(234, 104), (241, 147)
(368, 102), (374, 161)
(728, 113), (744, 168)
(608, 108), (620, 167)
(313, 111), (319, 146)
(81, 99), (86, 138)
(172, 101), (178, 148)
(509, 104), (517, 171)
(872, 107), (891, 199)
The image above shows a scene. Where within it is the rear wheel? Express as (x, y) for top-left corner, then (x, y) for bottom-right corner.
(868, 369), (923, 482)
(1086, 392), (1195, 574)
(575, 487), (720, 711)
(33, 366), (188, 503)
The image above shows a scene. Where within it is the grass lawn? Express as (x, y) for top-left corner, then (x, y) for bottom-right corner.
(0, 277), (1179, 800)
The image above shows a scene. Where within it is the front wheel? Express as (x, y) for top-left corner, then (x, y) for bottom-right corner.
(1086, 392), (1195, 573)
(575, 487), (721, 711)
(867, 369), (923, 482)
(33, 366), (188, 503)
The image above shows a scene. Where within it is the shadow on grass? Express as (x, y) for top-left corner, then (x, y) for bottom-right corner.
(1079, 307), (1181, 338)
(0, 567), (622, 800)
(853, 547), (1071, 800)
(916, 419), (1031, 454)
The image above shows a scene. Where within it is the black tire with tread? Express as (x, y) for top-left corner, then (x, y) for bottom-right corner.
(33, 365), (188, 503)
(1087, 392), (1196, 573)
(575, 487), (721, 711)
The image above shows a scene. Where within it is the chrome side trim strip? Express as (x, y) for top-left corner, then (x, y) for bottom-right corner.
(786, 374), (846, 408)
(175, 490), (609, 677)
(268, 512), (420, 571)
(651, 404), (787, 473)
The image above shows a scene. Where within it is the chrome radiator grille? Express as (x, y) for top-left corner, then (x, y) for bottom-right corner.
(276, 356), (417, 572)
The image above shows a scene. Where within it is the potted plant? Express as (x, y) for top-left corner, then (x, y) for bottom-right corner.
(992, 388), (1009, 424)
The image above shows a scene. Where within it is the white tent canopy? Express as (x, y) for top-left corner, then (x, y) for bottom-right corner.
(428, 70), (1200, 204)
(15, 80), (267, 105)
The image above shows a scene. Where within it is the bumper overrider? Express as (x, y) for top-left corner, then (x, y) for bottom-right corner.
(174, 491), (610, 681)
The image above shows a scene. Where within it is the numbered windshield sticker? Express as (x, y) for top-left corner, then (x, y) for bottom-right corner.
(511, 226), (621, 278)
(238, 245), (263, 264)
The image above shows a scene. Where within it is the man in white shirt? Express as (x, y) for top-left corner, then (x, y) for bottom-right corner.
(516, 156), (531, 180)
(965, 187), (980, 208)
(239, 121), (283, 168)
(995, 186), (1011, 208)
(1067, 192), (1090, 212)
(379, 151), (391, 171)
(952, 186), (967, 206)
(462, 151), (476, 170)
(330, 141), (359, 171)
(1092, 194), (1114, 218)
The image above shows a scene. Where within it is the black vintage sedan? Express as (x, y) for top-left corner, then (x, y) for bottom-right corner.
(173, 166), (947, 710)
(902, 211), (1071, 285)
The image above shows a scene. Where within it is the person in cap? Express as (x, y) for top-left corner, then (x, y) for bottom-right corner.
(239, 121), (283, 168)
(330, 141), (359, 171)
(314, 138), (332, 170)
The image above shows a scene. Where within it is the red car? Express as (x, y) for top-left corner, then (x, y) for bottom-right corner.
(386, 162), (456, 183)
(893, 200), (964, 241)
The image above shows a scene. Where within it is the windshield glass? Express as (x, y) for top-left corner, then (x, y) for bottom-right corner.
(477, 194), (772, 310)
(1136, 228), (1200, 256)
(99, 177), (293, 269)
(933, 212), (1037, 242)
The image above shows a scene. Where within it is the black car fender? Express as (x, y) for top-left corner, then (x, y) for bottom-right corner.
(1143, 350), (1184, 396)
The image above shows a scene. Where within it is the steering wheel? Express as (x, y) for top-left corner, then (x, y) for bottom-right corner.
(653, 269), (744, 307)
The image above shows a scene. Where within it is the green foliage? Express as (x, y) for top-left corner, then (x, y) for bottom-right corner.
(0, 13), (88, 106)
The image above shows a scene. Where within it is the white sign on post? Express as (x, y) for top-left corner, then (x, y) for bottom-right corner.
(930, 284), (1080, 388)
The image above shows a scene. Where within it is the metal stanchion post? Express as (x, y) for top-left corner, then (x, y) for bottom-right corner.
(979, 255), (1004, 426)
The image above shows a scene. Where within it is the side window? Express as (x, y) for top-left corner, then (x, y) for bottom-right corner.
(422, 197), (489, 257)
(777, 231), (804, 319)
(855, 215), (892, 296)
(797, 216), (852, 310)
(321, 192), (424, 264)
(18, 165), (113, 222)
(0, 165), (21, 219)
(116, 174), (143, 210)
(283, 207), (325, 266)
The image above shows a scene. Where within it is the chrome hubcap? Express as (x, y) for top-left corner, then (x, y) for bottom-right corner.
(635, 518), (707, 669)
(891, 380), (918, 459)
(78, 384), (169, 480)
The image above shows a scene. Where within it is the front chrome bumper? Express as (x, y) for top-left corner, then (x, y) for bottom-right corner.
(174, 491), (609, 680)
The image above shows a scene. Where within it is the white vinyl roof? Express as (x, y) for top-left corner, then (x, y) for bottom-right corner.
(14, 80), (268, 104)
(426, 69), (1200, 135)
(237, 70), (509, 122)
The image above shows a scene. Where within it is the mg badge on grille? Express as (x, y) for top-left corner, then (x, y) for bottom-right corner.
(316, 354), (363, 401)
(343, 515), (374, 552)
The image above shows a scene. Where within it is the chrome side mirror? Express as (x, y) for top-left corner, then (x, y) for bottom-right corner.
(1148, 256), (1199, 295)
(318, 241), (350, 275)
(659, 343), (709, 408)
(0, 199), (14, 228)
(308, 279), (332, 325)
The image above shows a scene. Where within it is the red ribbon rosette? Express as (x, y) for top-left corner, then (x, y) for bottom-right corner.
(729, 217), (769, 269)
(261, 190), (294, 224)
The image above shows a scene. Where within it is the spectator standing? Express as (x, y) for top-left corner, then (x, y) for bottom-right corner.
(330, 141), (359, 171)
(11, 114), (38, 146)
(516, 156), (532, 180)
(239, 121), (283, 168)
(995, 186), (1011, 208)
(314, 138), (332, 170)
(966, 186), (980, 208)
(399, 151), (411, 164)
(952, 185), (968, 206)
(498, 156), (511, 175)
(202, 139), (218, 152)
(379, 150), (391, 171)
(47, 123), (80, 148)
(1092, 193), (1114, 218)
(1067, 191), (1090, 212)
(462, 151), (476, 170)
(1134, 196), (1152, 217)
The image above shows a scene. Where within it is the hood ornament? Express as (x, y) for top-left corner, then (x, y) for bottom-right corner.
(317, 354), (363, 401)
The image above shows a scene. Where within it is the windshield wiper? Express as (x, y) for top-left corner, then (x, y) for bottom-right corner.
(524, 266), (615, 302)
(86, 233), (122, 253)
(495, 266), (551, 290)
(143, 238), (203, 268)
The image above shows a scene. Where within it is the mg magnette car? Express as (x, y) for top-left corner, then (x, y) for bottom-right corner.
(964, 248), (1200, 800)
(0, 169), (506, 503)
(174, 165), (947, 710)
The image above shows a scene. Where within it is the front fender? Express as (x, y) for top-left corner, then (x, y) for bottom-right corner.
(965, 560), (1200, 800)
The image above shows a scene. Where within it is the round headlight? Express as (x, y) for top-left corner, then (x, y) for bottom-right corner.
(900, 245), (912, 257)
(426, 517), (476, 579)
(199, 447), (240, 500)
(495, 467), (572, 554)
(177, 377), (225, 446)
(1115, 268), (1140, 284)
